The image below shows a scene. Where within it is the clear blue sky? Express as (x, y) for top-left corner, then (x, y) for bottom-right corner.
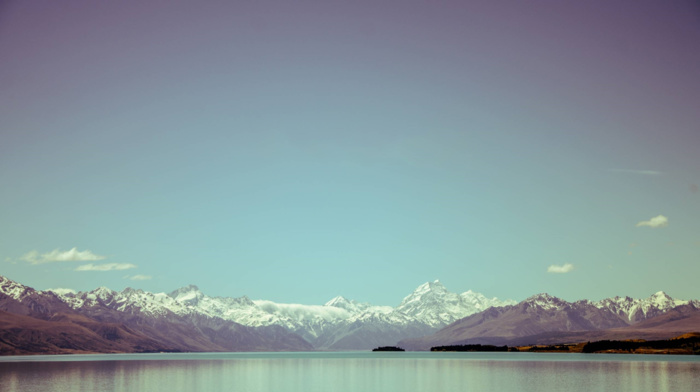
(1, 0), (699, 305)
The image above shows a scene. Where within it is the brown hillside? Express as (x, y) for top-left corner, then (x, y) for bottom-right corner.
(0, 310), (173, 355)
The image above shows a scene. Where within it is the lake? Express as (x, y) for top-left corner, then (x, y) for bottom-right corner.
(1, 352), (699, 392)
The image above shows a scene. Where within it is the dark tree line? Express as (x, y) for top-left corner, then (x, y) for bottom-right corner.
(431, 344), (509, 352)
(582, 336), (700, 353)
(528, 345), (570, 352)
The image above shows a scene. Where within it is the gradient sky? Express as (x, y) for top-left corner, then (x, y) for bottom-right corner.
(1, 0), (699, 305)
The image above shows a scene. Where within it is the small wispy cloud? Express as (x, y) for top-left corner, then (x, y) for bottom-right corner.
(636, 215), (668, 228)
(125, 274), (152, 281)
(47, 288), (77, 295)
(21, 247), (106, 265)
(547, 263), (574, 274)
(608, 169), (663, 176)
(75, 263), (136, 271)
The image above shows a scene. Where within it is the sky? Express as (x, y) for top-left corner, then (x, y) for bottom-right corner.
(1, 0), (699, 306)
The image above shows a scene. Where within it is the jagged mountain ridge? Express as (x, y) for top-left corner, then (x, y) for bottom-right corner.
(0, 275), (312, 355)
(589, 291), (693, 322)
(395, 280), (515, 328)
(399, 291), (700, 350)
(3, 274), (696, 354)
(161, 279), (515, 349)
(47, 280), (698, 350)
(2, 276), (514, 351)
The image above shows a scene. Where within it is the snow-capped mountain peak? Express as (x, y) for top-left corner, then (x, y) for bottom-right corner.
(395, 281), (515, 328)
(324, 296), (374, 314)
(526, 293), (559, 302)
(168, 284), (205, 306)
(325, 295), (351, 308)
(650, 291), (673, 306)
(524, 293), (564, 310)
(82, 287), (117, 305)
(6, 273), (697, 352)
(411, 280), (447, 296)
(398, 280), (448, 306)
(0, 275), (34, 301)
(590, 291), (697, 322)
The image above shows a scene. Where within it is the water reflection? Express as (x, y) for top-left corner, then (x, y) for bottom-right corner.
(1, 355), (699, 392)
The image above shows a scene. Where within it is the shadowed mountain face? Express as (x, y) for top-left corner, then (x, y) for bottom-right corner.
(0, 310), (178, 355)
(0, 276), (312, 355)
(162, 279), (516, 350)
(0, 282), (177, 354)
(399, 293), (700, 350)
(0, 277), (517, 353)
(624, 304), (700, 333)
(2, 275), (697, 354)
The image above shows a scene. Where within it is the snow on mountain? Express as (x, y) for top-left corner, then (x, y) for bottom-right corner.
(116, 287), (191, 316)
(49, 285), (193, 318)
(324, 296), (378, 313)
(518, 291), (700, 324)
(167, 285), (279, 326)
(324, 296), (354, 310)
(395, 280), (517, 327)
(590, 291), (700, 323)
(490, 290), (699, 332)
(8, 273), (696, 351)
(0, 275), (34, 301)
(1, 276), (79, 319)
(166, 286), (354, 340)
(524, 293), (567, 311)
(292, 281), (516, 349)
(2, 277), (516, 348)
(168, 284), (205, 306)
(313, 308), (435, 350)
(400, 290), (700, 350)
(148, 280), (516, 347)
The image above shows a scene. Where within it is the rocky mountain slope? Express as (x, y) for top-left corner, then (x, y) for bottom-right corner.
(4, 274), (695, 354)
(309, 280), (516, 349)
(164, 279), (515, 349)
(0, 276), (514, 352)
(0, 275), (312, 355)
(399, 292), (700, 349)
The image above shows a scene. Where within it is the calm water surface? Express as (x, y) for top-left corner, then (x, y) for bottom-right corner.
(1, 352), (698, 392)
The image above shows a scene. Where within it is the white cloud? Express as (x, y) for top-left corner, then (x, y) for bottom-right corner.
(46, 288), (77, 295)
(636, 215), (668, 228)
(547, 263), (574, 274)
(21, 247), (106, 265)
(608, 169), (663, 176)
(253, 300), (351, 321)
(126, 274), (152, 281)
(75, 263), (136, 271)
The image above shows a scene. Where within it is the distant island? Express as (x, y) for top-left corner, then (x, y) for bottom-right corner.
(372, 346), (405, 352)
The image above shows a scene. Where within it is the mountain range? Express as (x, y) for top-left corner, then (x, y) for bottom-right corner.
(400, 292), (700, 349)
(1, 275), (698, 355)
